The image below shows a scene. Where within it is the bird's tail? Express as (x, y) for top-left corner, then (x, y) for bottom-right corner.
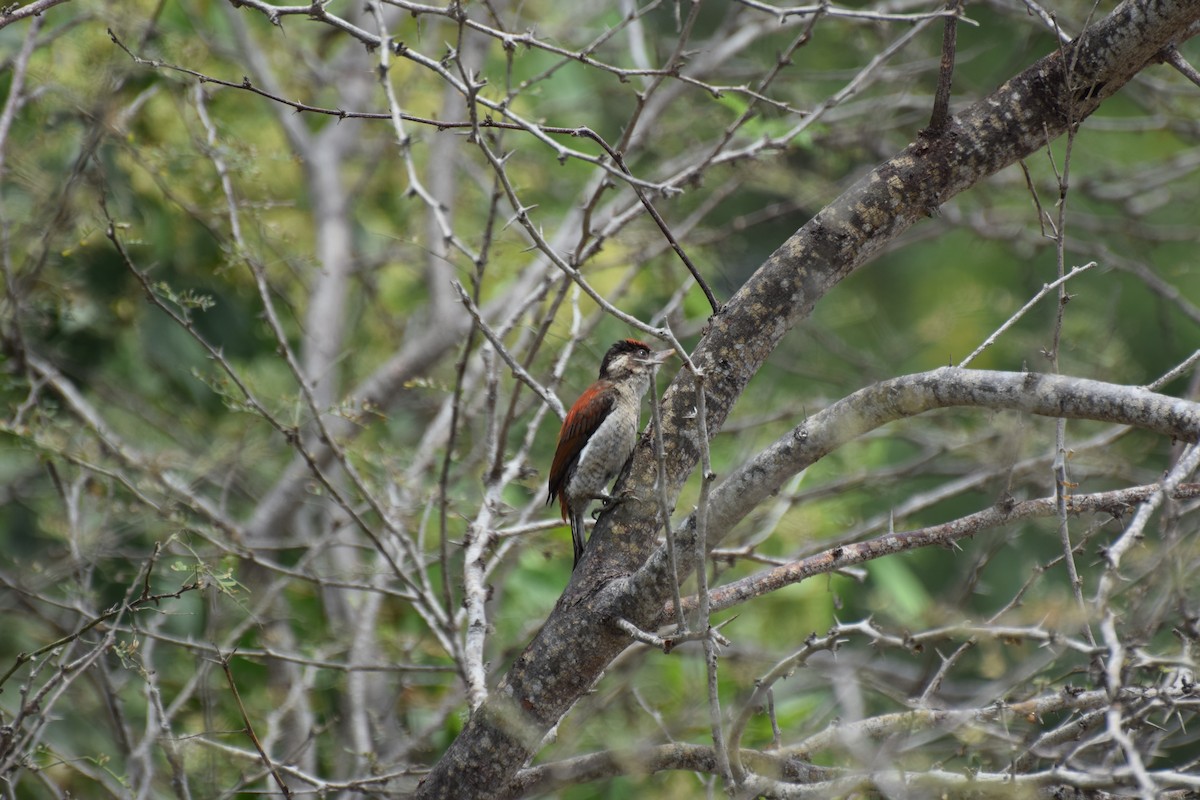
(570, 510), (586, 569)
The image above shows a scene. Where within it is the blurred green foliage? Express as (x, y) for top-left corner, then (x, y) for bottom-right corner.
(2, 0), (1198, 796)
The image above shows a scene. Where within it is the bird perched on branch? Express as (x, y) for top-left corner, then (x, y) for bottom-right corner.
(547, 339), (674, 568)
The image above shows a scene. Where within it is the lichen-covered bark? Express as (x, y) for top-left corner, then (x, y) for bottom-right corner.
(415, 2), (1200, 797)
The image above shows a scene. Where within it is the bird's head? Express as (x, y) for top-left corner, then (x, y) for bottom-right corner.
(598, 338), (674, 381)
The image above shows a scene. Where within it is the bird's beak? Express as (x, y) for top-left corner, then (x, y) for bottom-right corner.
(646, 349), (676, 366)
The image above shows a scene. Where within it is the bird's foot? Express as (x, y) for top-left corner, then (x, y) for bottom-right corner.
(591, 492), (614, 519)
(591, 489), (641, 519)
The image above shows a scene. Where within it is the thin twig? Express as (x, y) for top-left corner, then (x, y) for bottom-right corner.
(958, 262), (1097, 367)
(219, 652), (294, 798)
(649, 364), (687, 632)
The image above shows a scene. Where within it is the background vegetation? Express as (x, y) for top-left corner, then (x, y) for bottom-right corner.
(1, 0), (1199, 797)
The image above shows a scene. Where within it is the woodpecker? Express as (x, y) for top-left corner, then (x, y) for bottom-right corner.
(547, 339), (673, 568)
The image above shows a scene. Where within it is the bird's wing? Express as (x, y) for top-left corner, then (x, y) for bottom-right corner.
(546, 382), (615, 517)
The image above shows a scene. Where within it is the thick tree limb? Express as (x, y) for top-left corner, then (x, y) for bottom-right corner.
(414, 2), (1200, 796)
(681, 368), (1200, 564)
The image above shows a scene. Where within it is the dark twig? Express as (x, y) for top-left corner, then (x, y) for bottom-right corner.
(0, 564), (203, 692)
(927, 0), (962, 133)
(601, 143), (721, 314)
(674, 482), (1200, 620)
(1163, 45), (1200, 87)
(219, 651), (294, 798)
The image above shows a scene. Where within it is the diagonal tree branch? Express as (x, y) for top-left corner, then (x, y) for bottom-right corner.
(665, 368), (1200, 575)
